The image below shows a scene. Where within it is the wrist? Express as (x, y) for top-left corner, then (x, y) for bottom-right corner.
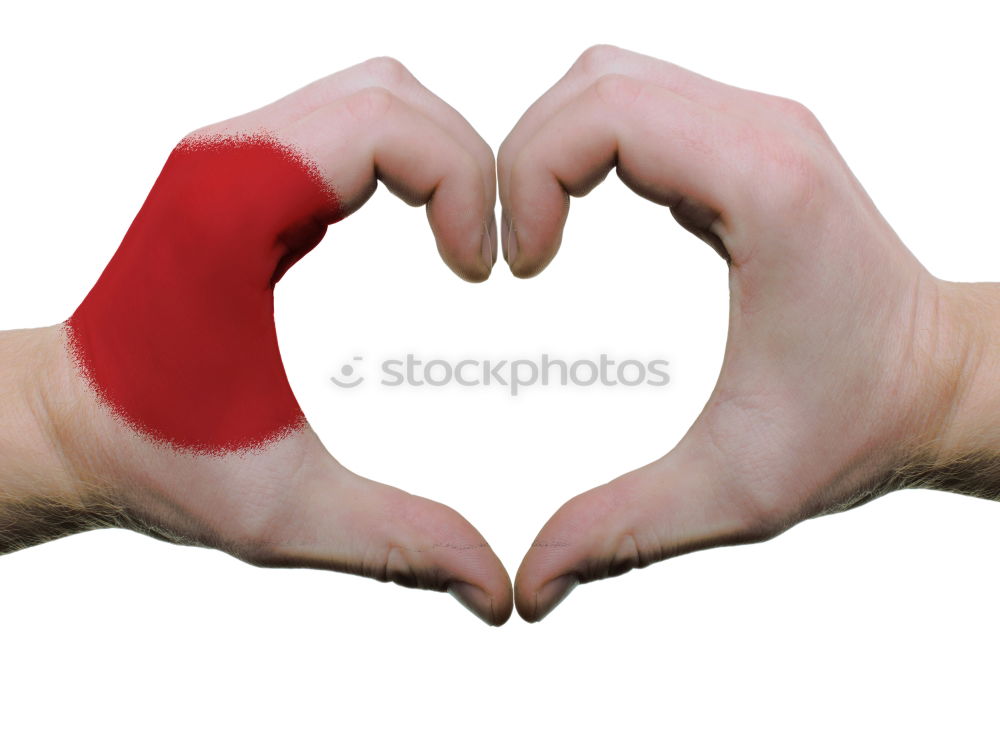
(0, 325), (120, 551)
(0, 326), (75, 496)
(911, 279), (1000, 498)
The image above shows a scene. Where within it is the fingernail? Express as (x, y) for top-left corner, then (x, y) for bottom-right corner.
(504, 214), (519, 269)
(480, 219), (494, 272)
(501, 210), (509, 263)
(448, 581), (497, 626)
(533, 574), (579, 623)
(488, 214), (498, 266)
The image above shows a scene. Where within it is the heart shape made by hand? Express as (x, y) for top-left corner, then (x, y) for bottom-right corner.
(30, 46), (974, 626)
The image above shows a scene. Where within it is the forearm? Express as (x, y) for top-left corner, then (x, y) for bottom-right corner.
(911, 280), (1000, 500)
(0, 325), (120, 552)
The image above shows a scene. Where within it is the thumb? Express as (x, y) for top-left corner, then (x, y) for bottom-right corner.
(239, 453), (512, 626)
(514, 436), (767, 622)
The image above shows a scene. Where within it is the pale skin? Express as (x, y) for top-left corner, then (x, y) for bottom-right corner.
(0, 57), (512, 626)
(501, 46), (1000, 621)
(2, 48), (998, 627)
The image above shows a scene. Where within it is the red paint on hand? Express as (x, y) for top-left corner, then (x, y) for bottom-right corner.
(67, 133), (342, 454)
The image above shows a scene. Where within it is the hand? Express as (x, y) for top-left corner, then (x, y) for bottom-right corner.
(502, 45), (996, 622)
(0, 57), (511, 625)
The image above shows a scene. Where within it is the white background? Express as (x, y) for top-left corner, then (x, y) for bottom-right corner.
(2, 0), (999, 747)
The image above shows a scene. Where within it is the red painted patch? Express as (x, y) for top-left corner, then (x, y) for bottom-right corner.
(67, 132), (342, 454)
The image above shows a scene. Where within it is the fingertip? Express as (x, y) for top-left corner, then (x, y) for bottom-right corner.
(513, 540), (577, 622)
(516, 573), (579, 623)
(448, 581), (495, 626)
(493, 592), (514, 626)
(448, 576), (513, 626)
(387, 494), (512, 624)
(502, 214), (563, 278)
(433, 214), (496, 283)
(509, 252), (557, 279)
(482, 559), (515, 626)
(438, 243), (492, 283)
(462, 265), (493, 283)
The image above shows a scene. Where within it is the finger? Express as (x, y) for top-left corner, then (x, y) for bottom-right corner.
(499, 45), (757, 199)
(514, 434), (766, 623)
(240, 57), (495, 193)
(283, 87), (494, 281)
(501, 74), (749, 277)
(191, 59), (497, 280)
(320, 59), (496, 213)
(243, 453), (513, 626)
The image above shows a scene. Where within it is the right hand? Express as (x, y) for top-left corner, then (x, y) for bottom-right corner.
(502, 45), (972, 622)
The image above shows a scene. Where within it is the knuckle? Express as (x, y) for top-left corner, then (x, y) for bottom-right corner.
(593, 72), (643, 109)
(452, 143), (481, 176)
(504, 145), (531, 194)
(460, 148), (484, 187)
(381, 545), (414, 586)
(753, 136), (826, 213)
(767, 95), (825, 135)
(479, 138), (498, 175)
(345, 86), (394, 124)
(361, 55), (411, 87)
(496, 135), (516, 171)
(607, 531), (643, 578)
(378, 544), (440, 590)
(575, 44), (625, 76)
